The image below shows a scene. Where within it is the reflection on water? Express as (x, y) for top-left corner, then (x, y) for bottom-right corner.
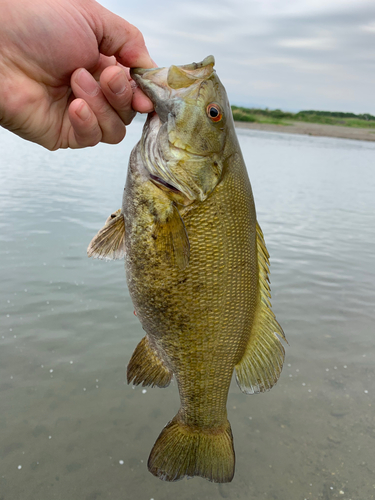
(1, 121), (375, 500)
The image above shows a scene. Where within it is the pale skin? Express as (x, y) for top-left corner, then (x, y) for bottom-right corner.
(0, 0), (155, 150)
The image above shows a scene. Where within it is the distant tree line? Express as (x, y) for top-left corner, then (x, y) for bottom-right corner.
(231, 106), (375, 127)
(296, 110), (375, 121)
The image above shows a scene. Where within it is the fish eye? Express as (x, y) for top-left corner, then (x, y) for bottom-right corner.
(207, 103), (222, 122)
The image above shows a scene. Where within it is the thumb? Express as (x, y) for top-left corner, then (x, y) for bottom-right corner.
(91, 2), (155, 69)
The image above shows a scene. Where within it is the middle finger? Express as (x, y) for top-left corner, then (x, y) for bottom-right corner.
(99, 65), (138, 125)
(71, 68), (127, 144)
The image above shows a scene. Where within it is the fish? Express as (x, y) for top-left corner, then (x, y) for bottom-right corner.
(87, 55), (286, 483)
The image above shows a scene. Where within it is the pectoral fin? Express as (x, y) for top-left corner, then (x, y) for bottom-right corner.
(235, 222), (287, 394)
(154, 204), (190, 270)
(87, 209), (125, 260)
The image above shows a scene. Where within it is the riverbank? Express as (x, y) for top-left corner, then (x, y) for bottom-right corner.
(234, 120), (375, 142)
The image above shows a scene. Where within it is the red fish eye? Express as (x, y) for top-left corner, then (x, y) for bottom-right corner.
(207, 103), (222, 122)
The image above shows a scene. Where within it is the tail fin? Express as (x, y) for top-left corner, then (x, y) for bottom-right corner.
(148, 415), (235, 483)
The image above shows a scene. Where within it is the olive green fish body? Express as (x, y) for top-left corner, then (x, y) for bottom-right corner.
(88, 56), (286, 483)
(124, 140), (257, 430)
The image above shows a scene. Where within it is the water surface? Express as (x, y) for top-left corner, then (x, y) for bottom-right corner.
(1, 120), (374, 500)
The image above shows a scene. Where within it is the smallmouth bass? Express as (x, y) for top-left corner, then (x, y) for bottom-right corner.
(88, 56), (286, 483)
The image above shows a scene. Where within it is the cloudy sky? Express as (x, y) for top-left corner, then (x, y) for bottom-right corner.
(101, 0), (375, 114)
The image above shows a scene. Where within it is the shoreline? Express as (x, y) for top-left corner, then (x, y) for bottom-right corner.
(234, 120), (375, 142)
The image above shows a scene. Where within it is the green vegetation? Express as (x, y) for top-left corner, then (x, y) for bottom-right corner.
(231, 106), (375, 129)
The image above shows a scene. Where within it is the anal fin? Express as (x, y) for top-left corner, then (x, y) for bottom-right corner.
(235, 222), (287, 394)
(87, 209), (125, 260)
(127, 335), (173, 388)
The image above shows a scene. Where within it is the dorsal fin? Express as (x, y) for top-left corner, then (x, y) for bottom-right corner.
(235, 222), (287, 394)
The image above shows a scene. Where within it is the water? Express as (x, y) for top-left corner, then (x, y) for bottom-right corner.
(1, 120), (374, 500)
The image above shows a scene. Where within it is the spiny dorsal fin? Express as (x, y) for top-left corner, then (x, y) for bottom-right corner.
(235, 222), (287, 395)
(87, 209), (125, 260)
(154, 204), (190, 270)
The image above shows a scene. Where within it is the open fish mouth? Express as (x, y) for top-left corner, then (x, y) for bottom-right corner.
(130, 55), (215, 90)
(130, 56), (215, 123)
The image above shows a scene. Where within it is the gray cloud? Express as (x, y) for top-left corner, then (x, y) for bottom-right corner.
(102, 0), (375, 113)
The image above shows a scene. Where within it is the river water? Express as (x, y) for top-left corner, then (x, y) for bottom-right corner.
(1, 119), (374, 500)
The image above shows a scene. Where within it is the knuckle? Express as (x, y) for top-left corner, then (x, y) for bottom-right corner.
(75, 126), (102, 148)
(122, 110), (137, 126)
(102, 123), (126, 144)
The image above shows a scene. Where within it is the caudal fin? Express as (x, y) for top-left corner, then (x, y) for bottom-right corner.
(148, 415), (235, 483)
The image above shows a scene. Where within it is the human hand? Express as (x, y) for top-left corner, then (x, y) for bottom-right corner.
(0, 0), (155, 150)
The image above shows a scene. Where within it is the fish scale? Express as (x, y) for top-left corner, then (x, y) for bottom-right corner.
(126, 148), (257, 441)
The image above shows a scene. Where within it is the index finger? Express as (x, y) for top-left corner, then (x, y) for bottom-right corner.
(91, 4), (155, 69)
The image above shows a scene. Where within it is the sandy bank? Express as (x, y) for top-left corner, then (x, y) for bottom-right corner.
(234, 120), (375, 142)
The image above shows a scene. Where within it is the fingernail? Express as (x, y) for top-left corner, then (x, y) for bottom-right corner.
(76, 69), (99, 96)
(76, 101), (91, 121)
(108, 70), (127, 95)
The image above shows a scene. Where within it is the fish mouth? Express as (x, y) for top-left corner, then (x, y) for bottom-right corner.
(131, 56), (215, 122)
(131, 55), (215, 80)
(131, 67), (171, 123)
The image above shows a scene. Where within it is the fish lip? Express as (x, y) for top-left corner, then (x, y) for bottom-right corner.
(130, 55), (214, 79)
(130, 67), (166, 96)
(177, 55), (215, 71)
(130, 67), (153, 77)
(131, 69), (171, 122)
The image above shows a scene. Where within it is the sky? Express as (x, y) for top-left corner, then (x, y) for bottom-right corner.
(100, 0), (375, 114)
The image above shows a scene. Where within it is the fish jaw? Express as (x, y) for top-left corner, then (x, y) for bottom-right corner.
(131, 66), (172, 123)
